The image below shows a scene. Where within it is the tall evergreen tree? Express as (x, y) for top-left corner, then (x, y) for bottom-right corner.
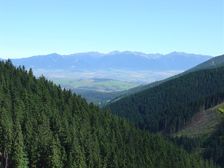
(11, 120), (28, 168)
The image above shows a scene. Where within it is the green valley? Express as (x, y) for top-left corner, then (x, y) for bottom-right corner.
(1, 0), (222, 167)
(0, 60), (217, 168)
(51, 78), (140, 92)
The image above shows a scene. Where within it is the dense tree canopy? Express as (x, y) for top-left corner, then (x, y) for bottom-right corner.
(170, 119), (224, 168)
(108, 66), (224, 133)
(0, 60), (218, 168)
(203, 121), (224, 167)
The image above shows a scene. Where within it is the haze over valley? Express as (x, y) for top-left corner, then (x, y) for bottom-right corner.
(0, 0), (223, 167)
(7, 51), (211, 104)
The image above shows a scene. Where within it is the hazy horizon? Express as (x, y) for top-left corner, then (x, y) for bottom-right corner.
(0, 50), (216, 59)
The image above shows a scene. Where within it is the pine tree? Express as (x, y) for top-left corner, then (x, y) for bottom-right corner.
(47, 136), (63, 168)
(0, 107), (13, 168)
(11, 120), (28, 168)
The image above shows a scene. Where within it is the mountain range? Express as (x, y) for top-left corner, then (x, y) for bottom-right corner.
(11, 51), (211, 71)
(5, 51), (212, 105)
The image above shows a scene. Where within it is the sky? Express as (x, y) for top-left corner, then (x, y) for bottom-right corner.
(0, 0), (223, 58)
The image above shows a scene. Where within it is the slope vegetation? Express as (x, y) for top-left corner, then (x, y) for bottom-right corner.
(176, 103), (224, 137)
(108, 66), (224, 133)
(190, 54), (224, 72)
(0, 60), (216, 168)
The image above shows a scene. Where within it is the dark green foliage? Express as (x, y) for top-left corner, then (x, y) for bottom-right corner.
(203, 122), (224, 167)
(108, 67), (224, 133)
(73, 89), (122, 107)
(170, 121), (224, 168)
(11, 120), (28, 168)
(169, 136), (203, 153)
(0, 60), (217, 168)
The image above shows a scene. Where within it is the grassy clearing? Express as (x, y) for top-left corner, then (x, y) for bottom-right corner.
(218, 107), (224, 114)
(51, 78), (139, 92)
(175, 103), (224, 138)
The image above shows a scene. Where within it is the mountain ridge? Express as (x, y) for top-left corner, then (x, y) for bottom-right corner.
(110, 54), (224, 104)
(9, 51), (212, 71)
(107, 61), (224, 133)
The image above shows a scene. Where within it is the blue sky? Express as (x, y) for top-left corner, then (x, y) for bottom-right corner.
(0, 0), (223, 58)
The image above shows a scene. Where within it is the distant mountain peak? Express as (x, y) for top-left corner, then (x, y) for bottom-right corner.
(11, 51), (212, 71)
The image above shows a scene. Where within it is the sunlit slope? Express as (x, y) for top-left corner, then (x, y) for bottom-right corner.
(176, 103), (224, 137)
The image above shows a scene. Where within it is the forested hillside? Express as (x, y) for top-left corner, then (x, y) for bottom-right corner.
(170, 119), (224, 168)
(203, 121), (224, 167)
(107, 66), (224, 133)
(0, 60), (217, 168)
(189, 54), (224, 72)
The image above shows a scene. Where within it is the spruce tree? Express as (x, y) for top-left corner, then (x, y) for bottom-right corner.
(11, 120), (28, 168)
